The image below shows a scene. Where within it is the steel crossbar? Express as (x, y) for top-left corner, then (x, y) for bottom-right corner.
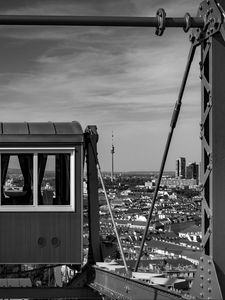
(0, 15), (204, 28)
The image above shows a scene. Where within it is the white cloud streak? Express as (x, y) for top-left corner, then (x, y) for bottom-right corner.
(0, 0), (201, 170)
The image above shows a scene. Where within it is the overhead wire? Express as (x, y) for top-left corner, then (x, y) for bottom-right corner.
(89, 136), (129, 273)
(134, 42), (197, 272)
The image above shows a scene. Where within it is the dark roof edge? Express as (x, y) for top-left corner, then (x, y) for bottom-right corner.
(0, 121), (83, 135)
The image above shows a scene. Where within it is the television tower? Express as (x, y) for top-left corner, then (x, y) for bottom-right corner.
(111, 132), (115, 182)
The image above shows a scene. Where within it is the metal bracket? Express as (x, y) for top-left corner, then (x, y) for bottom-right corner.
(67, 264), (96, 288)
(183, 13), (192, 32)
(190, 254), (223, 299)
(90, 266), (182, 300)
(155, 8), (166, 36)
(190, 0), (223, 45)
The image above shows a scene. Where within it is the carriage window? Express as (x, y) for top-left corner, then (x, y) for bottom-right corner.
(0, 148), (75, 211)
(1, 154), (33, 205)
(38, 154), (70, 205)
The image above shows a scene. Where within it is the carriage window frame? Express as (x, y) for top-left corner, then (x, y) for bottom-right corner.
(0, 147), (75, 212)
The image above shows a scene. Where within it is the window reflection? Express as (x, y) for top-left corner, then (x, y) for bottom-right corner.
(38, 154), (70, 205)
(1, 154), (33, 205)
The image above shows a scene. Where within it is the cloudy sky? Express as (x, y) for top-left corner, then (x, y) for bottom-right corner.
(0, 0), (201, 171)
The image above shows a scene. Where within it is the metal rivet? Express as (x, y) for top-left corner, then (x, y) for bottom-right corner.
(208, 260), (212, 265)
(199, 5), (202, 10)
(200, 266), (204, 271)
(208, 287), (212, 293)
(200, 275), (204, 279)
(200, 256), (204, 262)
(189, 34), (196, 43)
(200, 283), (204, 288)
(208, 278), (211, 283)
(51, 237), (61, 248)
(208, 269), (212, 274)
(200, 292), (204, 298)
(38, 237), (46, 248)
(207, 0), (210, 4)
(214, 21), (219, 30)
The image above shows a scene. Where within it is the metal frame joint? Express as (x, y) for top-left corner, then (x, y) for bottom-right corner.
(190, 0), (223, 45)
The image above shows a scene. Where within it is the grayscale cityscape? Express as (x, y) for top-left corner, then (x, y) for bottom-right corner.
(83, 153), (202, 293)
(1, 151), (202, 294)
(0, 0), (224, 299)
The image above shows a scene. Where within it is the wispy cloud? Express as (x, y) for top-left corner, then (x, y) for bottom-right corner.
(0, 28), (200, 124)
(0, 0), (200, 16)
(0, 0), (201, 170)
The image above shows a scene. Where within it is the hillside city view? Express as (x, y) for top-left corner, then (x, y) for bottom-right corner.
(0, 154), (201, 296)
(0, 0), (210, 298)
(82, 157), (202, 294)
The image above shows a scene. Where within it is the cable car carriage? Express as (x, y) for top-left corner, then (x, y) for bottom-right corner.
(0, 122), (83, 264)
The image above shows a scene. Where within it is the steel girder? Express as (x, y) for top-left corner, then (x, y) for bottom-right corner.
(84, 126), (103, 265)
(0, 1), (224, 299)
(90, 266), (183, 300)
(190, 25), (225, 300)
(0, 286), (101, 299)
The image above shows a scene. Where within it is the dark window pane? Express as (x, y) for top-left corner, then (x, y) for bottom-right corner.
(2, 154), (33, 205)
(38, 154), (70, 205)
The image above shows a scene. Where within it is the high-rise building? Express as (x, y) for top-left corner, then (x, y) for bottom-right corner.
(176, 157), (186, 179)
(179, 157), (186, 178)
(176, 159), (179, 178)
(186, 163), (192, 179)
(198, 162), (201, 184)
(186, 162), (199, 183)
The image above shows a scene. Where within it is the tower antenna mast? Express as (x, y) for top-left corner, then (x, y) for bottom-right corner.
(111, 132), (115, 182)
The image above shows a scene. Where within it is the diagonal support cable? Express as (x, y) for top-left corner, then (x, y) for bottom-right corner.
(97, 164), (129, 273)
(134, 43), (197, 272)
(89, 138), (129, 273)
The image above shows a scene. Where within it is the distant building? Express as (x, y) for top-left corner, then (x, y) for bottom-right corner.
(178, 225), (202, 243)
(176, 157), (186, 179)
(186, 162), (199, 184)
(160, 178), (197, 188)
(111, 133), (115, 182)
(145, 181), (153, 189)
(175, 159), (179, 178)
(179, 157), (186, 178)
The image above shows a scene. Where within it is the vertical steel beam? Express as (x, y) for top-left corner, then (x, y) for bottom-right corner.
(192, 30), (225, 299)
(201, 36), (213, 260)
(210, 31), (225, 296)
(84, 126), (102, 264)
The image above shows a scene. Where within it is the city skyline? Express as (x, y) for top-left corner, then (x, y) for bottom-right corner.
(0, 0), (201, 171)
